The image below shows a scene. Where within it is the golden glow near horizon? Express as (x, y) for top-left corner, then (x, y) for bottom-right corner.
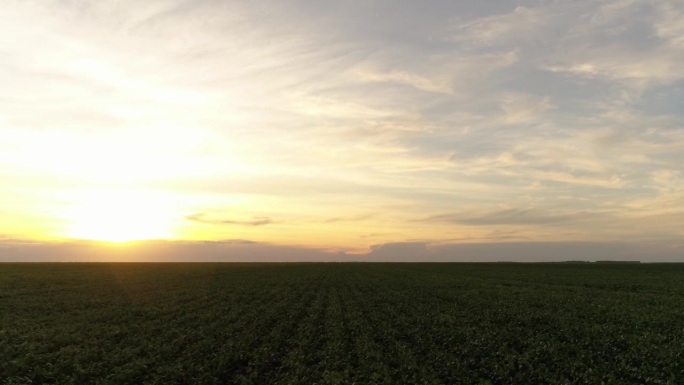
(1, 0), (684, 260)
(61, 190), (177, 243)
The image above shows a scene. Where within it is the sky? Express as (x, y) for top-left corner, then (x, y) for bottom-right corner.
(1, 0), (683, 262)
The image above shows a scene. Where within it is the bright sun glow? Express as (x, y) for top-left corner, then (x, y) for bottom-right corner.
(63, 189), (177, 243)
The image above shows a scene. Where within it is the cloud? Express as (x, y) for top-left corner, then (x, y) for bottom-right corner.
(655, 2), (684, 48)
(418, 242), (659, 263)
(185, 213), (273, 227)
(498, 94), (555, 124)
(421, 208), (602, 226)
(1, 0), (683, 253)
(367, 242), (429, 261)
(362, 241), (683, 263)
(320, 214), (374, 224)
(353, 68), (454, 94)
(1, 237), (682, 262)
(536, 1), (684, 86)
(452, 5), (553, 47)
(0, 239), (329, 262)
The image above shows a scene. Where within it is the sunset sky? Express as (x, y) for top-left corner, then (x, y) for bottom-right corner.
(2, 0), (683, 261)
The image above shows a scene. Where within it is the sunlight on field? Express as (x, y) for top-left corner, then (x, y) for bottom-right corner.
(63, 189), (177, 242)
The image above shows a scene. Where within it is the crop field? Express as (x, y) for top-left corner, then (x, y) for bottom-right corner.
(1, 263), (683, 384)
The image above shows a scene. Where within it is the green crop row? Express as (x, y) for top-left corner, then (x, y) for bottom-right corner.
(1, 263), (683, 384)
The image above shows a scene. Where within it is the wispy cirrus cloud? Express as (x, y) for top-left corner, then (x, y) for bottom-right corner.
(185, 213), (274, 227)
(1, 0), (683, 259)
(421, 208), (606, 227)
(320, 214), (375, 224)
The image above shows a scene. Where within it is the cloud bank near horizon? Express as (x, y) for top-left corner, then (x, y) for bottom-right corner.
(0, 239), (680, 263)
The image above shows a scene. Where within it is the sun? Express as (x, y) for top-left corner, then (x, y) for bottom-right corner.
(63, 189), (176, 243)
